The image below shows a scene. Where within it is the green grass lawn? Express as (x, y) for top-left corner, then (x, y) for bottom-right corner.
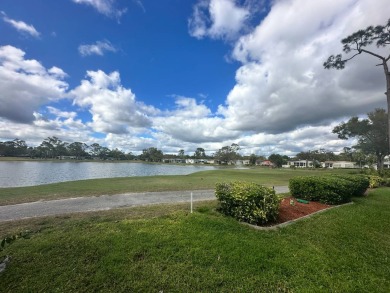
(1, 187), (389, 292)
(0, 168), (350, 205)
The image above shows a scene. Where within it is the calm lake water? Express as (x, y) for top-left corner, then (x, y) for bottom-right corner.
(0, 161), (219, 188)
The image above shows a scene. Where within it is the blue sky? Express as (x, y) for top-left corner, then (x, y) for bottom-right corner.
(0, 0), (388, 156)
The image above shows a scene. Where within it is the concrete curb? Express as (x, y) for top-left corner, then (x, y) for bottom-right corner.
(240, 201), (354, 231)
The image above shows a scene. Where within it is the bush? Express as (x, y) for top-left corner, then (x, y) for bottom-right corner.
(378, 169), (390, 178)
(382, 178), (390, 187)
(329, 174), (369, 196)
(367, 175), (384, 188)
(289, 176), (363, 204)
(215, 181), (281, 225)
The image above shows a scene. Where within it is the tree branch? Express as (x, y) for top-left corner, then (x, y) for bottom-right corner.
(360, 49), (386, 60)
(343, 52), (362, 62)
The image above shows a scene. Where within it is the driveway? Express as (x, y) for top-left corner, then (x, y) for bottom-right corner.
(0, 186), (289, 222)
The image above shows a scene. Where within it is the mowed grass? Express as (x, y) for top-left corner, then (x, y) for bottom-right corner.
(0, 167), (350, 205)
(1, 188), (389, 292)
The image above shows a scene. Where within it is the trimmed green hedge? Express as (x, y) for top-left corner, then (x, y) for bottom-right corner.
(289, 175), (369, 205)
(329, 174), (369, 196)
(215, 181), (281, 225)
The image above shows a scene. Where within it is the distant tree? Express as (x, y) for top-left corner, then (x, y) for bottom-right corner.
(324, 19), (390, 151)
(0, 139), (27, 157)
(89, 143), (103, 157)
(352, 150), (369, 168)
(99, 147), (111, 160)
(140, 147), (163, 162)
(214, 144), (241, 163)
(109, 148), (126, 160)
(249, 154), (257, 165)
(178, 149), (185, 159)
(333, 108), (389, 170)
(40, 137), (67, 158)
(268, 154), (288, 168)
(296, 149), (336, 165)
(193, 147), (206, 159)
(338, 147), (355, 162)
(126, 152), (136, 160)
(67, 142), (88, 159)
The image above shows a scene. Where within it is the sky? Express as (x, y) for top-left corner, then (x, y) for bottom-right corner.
(0, 0), (388, 157)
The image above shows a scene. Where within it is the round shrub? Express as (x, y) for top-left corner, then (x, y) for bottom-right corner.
(215, 181), (281, 225)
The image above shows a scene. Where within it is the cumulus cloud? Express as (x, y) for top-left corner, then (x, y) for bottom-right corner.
(71, 70), (158, 134)
(188, 0), (252, 40)
(2, 0), (387, 157)
(1, 11), (40, 37)
(0, 108), (91, 147)
(33, 107), (87, 133)
(72, 0), (126, 19)
(0, 45), (68, 123)
(218, 0), (388, 134)
(153, 97), (241, 143)
(78, 40), (117, 57)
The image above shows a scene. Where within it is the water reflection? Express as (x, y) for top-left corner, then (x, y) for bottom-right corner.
(0, 161), (218, 188)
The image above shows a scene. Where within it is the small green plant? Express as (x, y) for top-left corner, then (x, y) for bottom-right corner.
(1, 230), (32, 252)
(367, 175), (384, 188)
(215, 181), (281, 225)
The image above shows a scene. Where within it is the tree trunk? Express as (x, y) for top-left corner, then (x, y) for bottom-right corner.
(384, 61), (390, 154)
(377, 153), (385, 171)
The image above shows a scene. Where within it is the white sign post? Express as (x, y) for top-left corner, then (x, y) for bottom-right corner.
(190, 192), (193, 213)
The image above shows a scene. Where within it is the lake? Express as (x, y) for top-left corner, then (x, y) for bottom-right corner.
(0, 161), (219, 188)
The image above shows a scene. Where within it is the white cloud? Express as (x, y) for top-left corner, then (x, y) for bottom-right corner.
(133, 0), (146, 13)
(0, 108), (91, 147)
(219, 0), (388, 134)
(78, 40), (117, 57)
(71, 70), (158, 134)
(0, 45), (68, 123)
(188, 0), (251, 40)
(152, 97), (241, 143)
(72, 0), (126, 19)
(2, 0), (387, 158)
(1, 11), (40, 37)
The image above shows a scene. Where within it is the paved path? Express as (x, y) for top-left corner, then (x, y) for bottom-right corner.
(0, 186), (289, 222)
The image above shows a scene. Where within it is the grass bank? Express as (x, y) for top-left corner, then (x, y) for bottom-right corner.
(0, 188), (389, 292)
(0, 168), (350, 205)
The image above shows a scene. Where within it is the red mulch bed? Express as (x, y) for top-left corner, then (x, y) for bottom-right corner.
(277, 197), (332, 224)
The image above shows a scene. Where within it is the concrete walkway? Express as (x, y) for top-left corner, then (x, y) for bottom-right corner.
(0, 186), (289, 222)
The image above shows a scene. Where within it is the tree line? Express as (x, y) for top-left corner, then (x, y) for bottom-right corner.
(0, 134), (383, 169)
(0, 137), (134, 161)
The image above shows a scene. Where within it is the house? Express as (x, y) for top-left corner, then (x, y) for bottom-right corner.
(287, 160), (314, 168)
(185, 158), (209, 164)
(257, 160), (274, 167)
(163, 158), (186, 164)
(323, 161), (356, 169)
(57, 156), (77, 160)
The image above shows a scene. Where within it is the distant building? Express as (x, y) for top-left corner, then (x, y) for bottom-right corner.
(287, 160), (314, 168)
(257, 160), (274, 167)
(163, 158), (186, 164)
(57, 156), (77, 160)
(322, 161), (356, 169)
(233, 160), (250, 166)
